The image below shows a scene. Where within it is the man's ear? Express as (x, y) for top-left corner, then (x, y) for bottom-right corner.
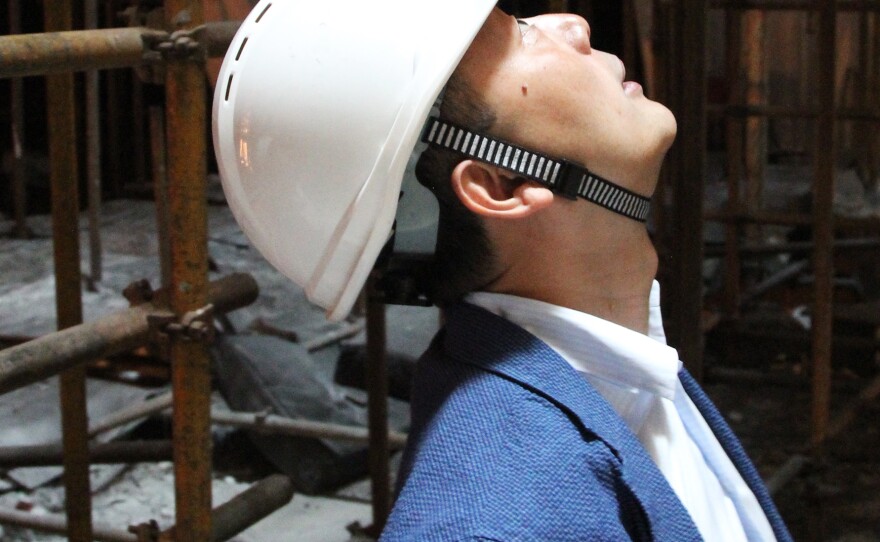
(450, 160), (554, 219)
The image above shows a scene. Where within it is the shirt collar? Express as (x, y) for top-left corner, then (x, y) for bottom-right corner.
(465, 281), (682, 400)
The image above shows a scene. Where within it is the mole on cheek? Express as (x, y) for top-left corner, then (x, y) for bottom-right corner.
(521, 83), (528, 96)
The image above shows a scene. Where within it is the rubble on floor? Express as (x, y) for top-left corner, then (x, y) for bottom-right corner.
(0, 198), (437, 541)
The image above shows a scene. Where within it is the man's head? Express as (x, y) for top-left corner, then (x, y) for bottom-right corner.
(214, 0), (676, 318)
(418, 8), (677, 305)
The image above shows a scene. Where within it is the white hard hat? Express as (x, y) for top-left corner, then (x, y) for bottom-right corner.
(212, 0), (497, 321)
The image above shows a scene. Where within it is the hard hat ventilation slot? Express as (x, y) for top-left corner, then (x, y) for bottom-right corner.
(255, 3), (272, 23)
(224, 74), (234, 102)
(235, 37), (248, 61)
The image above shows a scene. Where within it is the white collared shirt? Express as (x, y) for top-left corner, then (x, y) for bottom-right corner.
(466, 282), (777, 542)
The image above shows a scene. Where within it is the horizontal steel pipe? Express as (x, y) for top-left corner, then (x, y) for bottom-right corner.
(89, 390), (173, 438)
(158, 474), (294, 542)
(0, 273), (258, 394)
(87, 392), (408, 448)
(704, 238), (880, 257)
(0, 27), (164, 78)
(0, 21), (242, 79)
(710, 0), (880, 11)
(211, 409), (409, 450)
(0, 506), (137, 542)
(0, 441), (172, 468)
(210, 474), (294, 541)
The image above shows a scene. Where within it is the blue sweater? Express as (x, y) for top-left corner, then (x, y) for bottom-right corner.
(382, 303), (792, 541)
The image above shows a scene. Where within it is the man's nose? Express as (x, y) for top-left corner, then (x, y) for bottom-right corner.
(529, 13), (592, 54)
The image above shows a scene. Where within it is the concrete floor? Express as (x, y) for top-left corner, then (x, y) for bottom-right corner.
(0, 195), (391, 541)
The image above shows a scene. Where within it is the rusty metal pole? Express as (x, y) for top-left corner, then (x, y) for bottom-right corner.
(667, 0), (707, 379)
(0, 507), (138, 542)
(211, 409), (409, 449)
(149, 106), (173, 288)
(158, 474), (294, 542)
(743, 9), (767, 244)
(209, 475), (294, 542)
(723, 9), (744, 317)
(86, 0), (103, 285)
(44, 0), (92, 539)
(163, 0), (212, 538)
(366, 276), (391, 533)
(0, 273), (258, 395)
(8, 0), (29, 239)
(811, 0), (837, 449)
(0, 441), (173, 468)
(0, 27), (167, 78)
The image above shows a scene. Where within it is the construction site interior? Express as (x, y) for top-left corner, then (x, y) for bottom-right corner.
(0, 0), (879, 540)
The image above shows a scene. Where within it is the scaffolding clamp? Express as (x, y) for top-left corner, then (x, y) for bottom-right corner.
(142, 24), (207, 63)
(149, 304), (216, 342)
(147, 304), (216, 361)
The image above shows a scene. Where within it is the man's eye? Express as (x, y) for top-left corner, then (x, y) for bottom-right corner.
(516, 19), (530, 36)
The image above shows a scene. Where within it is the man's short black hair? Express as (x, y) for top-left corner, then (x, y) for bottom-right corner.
(416, 75), (499, 306)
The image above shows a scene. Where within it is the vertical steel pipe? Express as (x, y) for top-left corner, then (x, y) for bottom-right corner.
(44, 0), (92, 540)
(164, 1), (212, 539)
(149, 106), (173, 288)
(667, 0), (708, 379)
(723, 10), (744, 316)
(366, 277), (391, 532)
(132, 77), (147, 189)
(86, 0), (103, 284)
(810, 0), (837, 449)
(743, 9), (767, 241)
(8, 0), (29, 239)
(867, 10), (879, 184)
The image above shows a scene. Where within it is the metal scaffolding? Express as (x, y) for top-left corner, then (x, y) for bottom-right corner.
(661, 0), (880, 499)
(0, 1), (399, 536)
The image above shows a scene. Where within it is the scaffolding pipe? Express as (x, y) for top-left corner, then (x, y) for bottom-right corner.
(158, 474), (294, 542)
(89, 391), (174, 438)
(0, 273), (259, 395)
(211, 409), (409, 449)
(0, 507), (137, 542)
(708, 103), (880, 121)
(0, 22), (241, 79)
(164, 0), (212, 537)
(667, 0), (708, 379)
(86, 0), (103, 285)
(149, 106), (173, 289)
(8, 0), (29, 239)
(723, 8), (744, 316)
(366, 276), (392, 533)
(811, 0), (837, 450)
(711, 0), (880, 11)
(704, 237), (880, 257)
(44, 0), (92, 538)
(209, 474), (294, 542)
(86, 389), (408, 448)
(0, 27), (164, 78)
(0, 441), (173, 468)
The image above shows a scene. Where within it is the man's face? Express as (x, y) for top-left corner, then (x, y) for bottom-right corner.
(454, 8), (677, 196)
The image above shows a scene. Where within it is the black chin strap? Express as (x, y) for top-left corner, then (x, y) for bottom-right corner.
(422, 116), (651, 223)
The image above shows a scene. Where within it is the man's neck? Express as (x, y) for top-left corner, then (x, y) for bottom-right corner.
(484, 209), (659, 335)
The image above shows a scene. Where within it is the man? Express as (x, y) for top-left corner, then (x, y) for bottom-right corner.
(213, 2), (792, 540)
